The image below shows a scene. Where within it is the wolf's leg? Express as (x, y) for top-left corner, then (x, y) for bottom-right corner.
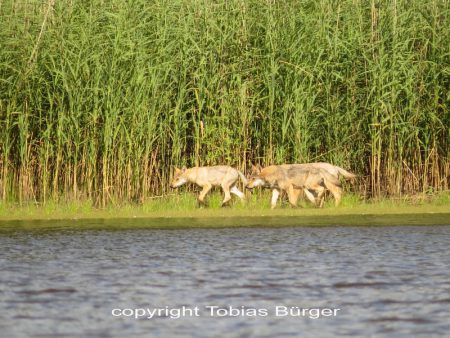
(324, 181), (342, 206)
(221, 184), (232, 206)
(315, 187), (325, 208)
(230, 185), (245, 200)
(330, 185), (342, 206)
(303, 189), (317, 206)
(317, 187), (325, 208)
(198, 184), (212, 205)
(271, 189), (280, 209)
(287, 185), (299, 207)
(291, 188), (302, 206)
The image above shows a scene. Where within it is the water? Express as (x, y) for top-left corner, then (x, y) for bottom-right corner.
(0, 220), (449, 337)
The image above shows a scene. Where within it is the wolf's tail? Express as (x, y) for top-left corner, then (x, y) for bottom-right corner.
(237, 170), (248, 186)
(335, 166), (356, 180)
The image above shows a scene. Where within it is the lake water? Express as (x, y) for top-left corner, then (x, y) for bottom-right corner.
(0, 219), (449, 337)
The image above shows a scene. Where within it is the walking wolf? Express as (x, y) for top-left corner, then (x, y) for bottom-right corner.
(246, 163), (353, 208)
(170, 166), (247, 206)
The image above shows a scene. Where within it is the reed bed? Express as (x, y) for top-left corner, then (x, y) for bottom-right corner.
(0, 0), (449, 206)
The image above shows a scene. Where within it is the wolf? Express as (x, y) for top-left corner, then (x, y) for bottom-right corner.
(280, 162), (356, 180)
(280, 162), (355, 206)
(170, 166), (247, 206)
(246, 164), (348, 209)
(285, 166), (343, 207)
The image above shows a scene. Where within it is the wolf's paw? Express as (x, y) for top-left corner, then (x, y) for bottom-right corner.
(197, 199), (208, 207)
(221, 199), (232, 207)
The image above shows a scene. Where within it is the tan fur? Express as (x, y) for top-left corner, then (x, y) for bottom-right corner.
(280, 163), (356, 180)
(246, 163), (347, 209)
(170, 166), (247, 206)
(286, 167), (342, 207)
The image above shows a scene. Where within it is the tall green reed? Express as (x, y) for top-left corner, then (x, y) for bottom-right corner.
(0, 0), (448, 205)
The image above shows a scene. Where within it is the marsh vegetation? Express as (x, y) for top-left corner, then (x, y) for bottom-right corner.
(0, 0), (449, 207)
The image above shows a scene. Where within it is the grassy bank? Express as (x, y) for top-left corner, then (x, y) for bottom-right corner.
(1, 0), (449, 205)
(0, 192), (449, 221)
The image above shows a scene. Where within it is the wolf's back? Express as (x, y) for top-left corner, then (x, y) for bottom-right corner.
(286, 162), (355, 180)
(302, 162), (356, 180)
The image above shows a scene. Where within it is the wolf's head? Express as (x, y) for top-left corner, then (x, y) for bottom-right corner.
(170, 166), (188, 188)
(246, 164), (267, 189)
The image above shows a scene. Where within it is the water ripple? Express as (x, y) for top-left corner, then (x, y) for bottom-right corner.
(0, 224), (449, 337)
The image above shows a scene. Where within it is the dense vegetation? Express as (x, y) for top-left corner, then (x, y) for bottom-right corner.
(0, 0), (449, 206)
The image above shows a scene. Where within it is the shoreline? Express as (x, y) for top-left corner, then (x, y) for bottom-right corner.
(1, 200), (449, 227)
(1, 213), (449, 230)
(1, 193), (449, 226)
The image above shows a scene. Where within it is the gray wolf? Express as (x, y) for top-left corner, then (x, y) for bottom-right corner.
(246, 163), (353, 209)
(280, 162), (356, 180)
(170, 166), (247, 206)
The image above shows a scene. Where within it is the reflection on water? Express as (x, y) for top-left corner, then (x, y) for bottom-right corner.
(0, 222), (449, 337)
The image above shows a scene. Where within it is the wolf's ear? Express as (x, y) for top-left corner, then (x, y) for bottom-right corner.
(181, 166), (187, 172)
(251, 164), (261, 174)
(174, 167), (181, 173)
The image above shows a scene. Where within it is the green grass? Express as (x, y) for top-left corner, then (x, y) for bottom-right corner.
(0, 0), (449, 205)
(1, 191), (449, 221)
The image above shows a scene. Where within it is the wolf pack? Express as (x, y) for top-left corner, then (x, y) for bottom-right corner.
(170, 163), (355, 209)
